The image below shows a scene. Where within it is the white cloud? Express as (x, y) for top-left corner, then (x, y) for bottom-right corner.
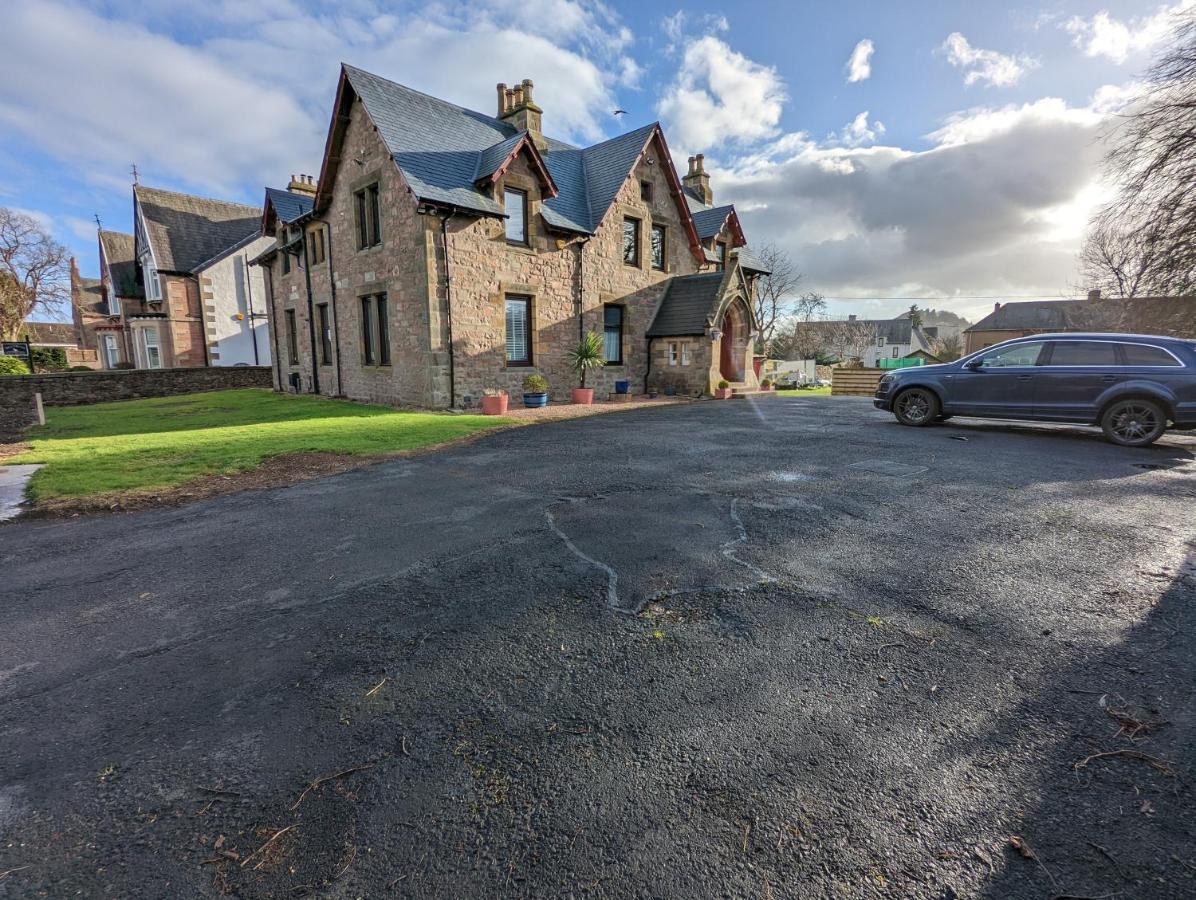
(0, 0), (635, 197)
(830, 111), (886, 147)
(660, 10), (729, 55)
(1063, 2), (1193, 64)
(657, 35), (786, 151)
(717, 94), (1119, 303)
(940, 32), (1038, 87)
(846, 39), (875, 83)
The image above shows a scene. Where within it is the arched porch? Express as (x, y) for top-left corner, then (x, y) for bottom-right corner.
(717, 295), (752, 383)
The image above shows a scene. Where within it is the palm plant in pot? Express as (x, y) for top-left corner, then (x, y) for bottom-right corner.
(522, 373), (549, 408)
(566, 331), (605, 405)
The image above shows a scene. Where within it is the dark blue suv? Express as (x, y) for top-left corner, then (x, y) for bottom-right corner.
(874, 333), (1196, 446)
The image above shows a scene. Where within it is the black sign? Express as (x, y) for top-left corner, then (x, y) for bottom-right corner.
(2, 341), (31, 358)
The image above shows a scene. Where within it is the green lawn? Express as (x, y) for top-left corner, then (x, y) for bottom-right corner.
(775, 386), (832, 396)
(6, 389), (509, 501)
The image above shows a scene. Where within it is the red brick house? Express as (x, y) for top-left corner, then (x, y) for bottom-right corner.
(256, 66), (769, 407)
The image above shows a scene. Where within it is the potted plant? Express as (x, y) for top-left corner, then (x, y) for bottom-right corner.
(714, 379), (733, 400)
(615, 379), (630, 395)
(566, 331), (605, 405)
(760, 378), (772, 392)
(522, 373), (549, 408)
(480, 388), (508, 415)
(663, 373), (677, 397)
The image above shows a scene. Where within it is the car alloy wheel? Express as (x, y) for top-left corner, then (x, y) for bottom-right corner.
(1102, 399), (1166, 447)
(893, 388), (938, 427)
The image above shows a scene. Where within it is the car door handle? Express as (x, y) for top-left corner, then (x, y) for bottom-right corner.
(1101, 375), (1116, 382)
(1017, 374), (1032, 380)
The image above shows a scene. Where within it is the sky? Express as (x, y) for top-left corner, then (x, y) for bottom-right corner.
(1, 0), (1190, 323)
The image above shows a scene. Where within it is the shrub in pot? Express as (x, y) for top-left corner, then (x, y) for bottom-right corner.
(714, 378), (733, 400)
(566, 331), (605, 405)
(480, 389), (508, 415)
(760, 378), (772, 391)
(522, 373), (549, 408)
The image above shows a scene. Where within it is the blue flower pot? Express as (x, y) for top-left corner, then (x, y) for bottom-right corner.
(615, 379), (630, 394)
(523, 392), (548, 408)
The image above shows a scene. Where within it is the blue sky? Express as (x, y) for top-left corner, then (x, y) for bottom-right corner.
(0, 0), (1187, 322)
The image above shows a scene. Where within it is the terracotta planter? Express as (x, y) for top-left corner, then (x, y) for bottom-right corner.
(571, 388), (594, 405)
(714, 388), (733, 399)
(480, 394), (508, 415)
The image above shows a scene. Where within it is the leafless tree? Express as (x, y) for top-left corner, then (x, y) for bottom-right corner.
(1078, 216), (1167, 299)
(793, 291), (826, 322)
(1086, 9), (1196, 297)
(751, 242), (803, 349)
(825, 319), (877, 367)
(0, 207), (70, 339)
(930, 333), (963, 362)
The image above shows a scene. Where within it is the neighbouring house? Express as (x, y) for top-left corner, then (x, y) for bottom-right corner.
(963, 291), (1196, 353)
(254, 65), (769, 407)
(12, 320), (97, 368)
(130, 185), (273, 368)
(803, 314), (936, 367)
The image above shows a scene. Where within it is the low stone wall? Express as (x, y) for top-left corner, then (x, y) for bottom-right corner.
(0, 367), (273, 438)
(831, 367), (884, 397)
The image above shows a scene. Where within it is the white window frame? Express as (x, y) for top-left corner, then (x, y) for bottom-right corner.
(142, 328), (163, 369)
(668, 342), (679, 366)
(681, 342), (691, 366)
(102, 333), (120, 368)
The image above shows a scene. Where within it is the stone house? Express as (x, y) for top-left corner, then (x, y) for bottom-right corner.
(255, 65), (769, 407)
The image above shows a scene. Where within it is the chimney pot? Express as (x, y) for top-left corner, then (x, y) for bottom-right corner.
(848, 314), (857, 321)
(497, 83), (507, 115)
(522, 78), (534, 103)
(695, 153), (705, 172)
(994, 302), (1001, 312)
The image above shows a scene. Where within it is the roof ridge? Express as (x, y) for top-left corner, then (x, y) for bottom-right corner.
(343, 62), (511, 133)
(136, 183), (260, 215)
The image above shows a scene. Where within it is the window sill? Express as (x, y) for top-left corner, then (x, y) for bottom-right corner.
(355, 244), (384, 256)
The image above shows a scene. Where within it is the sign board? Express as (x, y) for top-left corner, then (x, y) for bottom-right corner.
(2, 341), (31, 358)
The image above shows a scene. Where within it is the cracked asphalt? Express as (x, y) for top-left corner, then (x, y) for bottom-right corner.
(2, 395), (1195, 898)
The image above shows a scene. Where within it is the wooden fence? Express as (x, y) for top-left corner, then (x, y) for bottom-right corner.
(831, 367), (884, 397)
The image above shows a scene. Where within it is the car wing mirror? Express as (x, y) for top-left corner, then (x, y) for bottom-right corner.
(963, 359), (983, 370)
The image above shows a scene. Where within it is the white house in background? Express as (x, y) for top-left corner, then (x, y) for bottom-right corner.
(853, 316), (936, 367)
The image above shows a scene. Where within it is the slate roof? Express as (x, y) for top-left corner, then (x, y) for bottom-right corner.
(20, 321), (79, 346)
(966, 300), (1082, 332)
(264, 187), (314, 225)
(967, 297), (1196, 338)
(98, 230), (142, 299)
(735, 248), (771, 275)
(341, 66), (676, 236)
(647, 273), (725, 337)
(136, 185), (262, 274)
(73, 276), (106, 315)
(690, 204), (734, 239)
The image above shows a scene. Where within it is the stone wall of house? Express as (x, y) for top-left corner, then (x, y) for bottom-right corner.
(648, 337), (712, 396)
(0, 367), (272, 423)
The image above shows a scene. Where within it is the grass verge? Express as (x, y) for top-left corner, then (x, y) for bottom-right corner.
(4, 389), (509, 502)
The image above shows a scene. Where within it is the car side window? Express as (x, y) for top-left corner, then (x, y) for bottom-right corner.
(1044, 341), (1118, 366)
(974, 342), (1044, 368)
(1119, 343), (1182, 367)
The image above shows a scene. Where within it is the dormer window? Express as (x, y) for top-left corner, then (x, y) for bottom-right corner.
(504, 188), (527, 244)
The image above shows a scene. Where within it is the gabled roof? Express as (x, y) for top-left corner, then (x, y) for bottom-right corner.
(966, 300), (1081, 332)
(647, 272), (726, 337)
(474, 132), (557, 197)
(98, 230), (142, 299)
(73, 275), (107, 316)
(735, 247), (771, 275)
(263, 187), (314, 227)
(135, 185), (261, 274)
(315, 65), (704, 258)
(690, 204), (735, 239)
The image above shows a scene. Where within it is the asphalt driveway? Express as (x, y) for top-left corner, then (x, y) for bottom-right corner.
(2, 396), (1195, 898)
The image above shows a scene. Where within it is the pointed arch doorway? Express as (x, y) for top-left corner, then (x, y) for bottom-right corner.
(718, 296), (749, 383)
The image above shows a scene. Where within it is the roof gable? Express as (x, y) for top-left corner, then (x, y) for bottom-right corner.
(98, 230), (142, 299)
(135, 185), (261, 274)
(313, 65), (706, 261)
(263, 187), (314, 231)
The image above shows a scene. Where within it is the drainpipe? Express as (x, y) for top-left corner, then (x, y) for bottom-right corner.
(644, 336), (654, 394)
(299, 230), (321, 394)
(243, 253), (260, 366)
(322, 219), (344, 396)
(263, 261), (283, 390)
(436, 208), (458, 409)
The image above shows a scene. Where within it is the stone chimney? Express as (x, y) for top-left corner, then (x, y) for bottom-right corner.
(288, 174), (317, 195)
(994, 302), (1002, 313)
(682, 154), (713, 205)
(1087, 289), (1101, 301)
(848, 314), (857, 322)
(497, 79), (546, 151)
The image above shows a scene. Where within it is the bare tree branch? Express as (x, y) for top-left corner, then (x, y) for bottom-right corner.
(752, 243), (803, 350)
(0, 207), (70, 339)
